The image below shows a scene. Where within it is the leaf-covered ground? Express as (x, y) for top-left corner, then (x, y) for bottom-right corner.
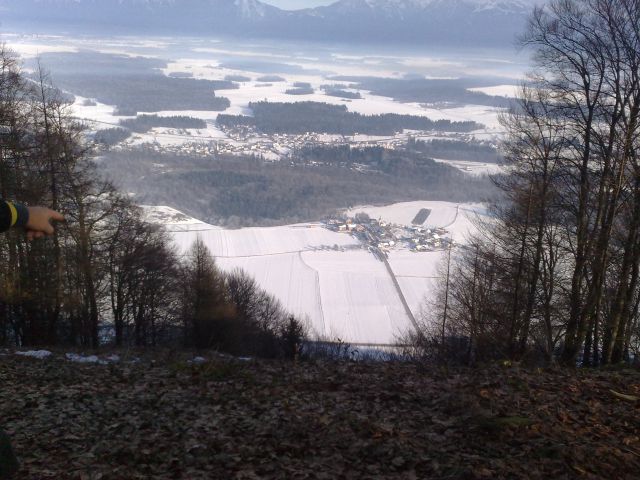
(1, 352), (639, 479)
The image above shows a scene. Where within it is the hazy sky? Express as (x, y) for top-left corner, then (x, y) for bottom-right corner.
(263, 0), (336, 10)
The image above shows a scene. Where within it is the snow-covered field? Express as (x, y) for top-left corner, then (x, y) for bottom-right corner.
(396, 277), (437, 319)
(468, 84), (520, 98)
(348, 201), (460, 228)
(157, 208), (410, 343)
(165, 222), (358, 257)
(432, 158), (505, 176)
(145, 202), (488, 345)
(70, 95), (132, 126)
(301, 251), (410, 344)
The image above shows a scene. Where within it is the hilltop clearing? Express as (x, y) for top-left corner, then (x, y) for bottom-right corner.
(1, 353), (638, 479)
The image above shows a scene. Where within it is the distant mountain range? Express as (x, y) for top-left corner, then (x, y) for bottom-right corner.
(0, 0), (534, 46)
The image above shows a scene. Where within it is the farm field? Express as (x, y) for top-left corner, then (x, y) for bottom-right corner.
(146, 201), (488, 345)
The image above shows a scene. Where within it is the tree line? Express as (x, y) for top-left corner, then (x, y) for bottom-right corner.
(407, 138), (503, 164)
(329, 76), (512, 109)
(292, 144), (469, 181)
(418, 0), (640, 367)
(323, 89), (362, 100)
(118, 114), (207, 134)
(33, 51), (235, 116)
(0, 45), (304, 357)
(217, 101), (482, 135)
(94, 115), (208, 147)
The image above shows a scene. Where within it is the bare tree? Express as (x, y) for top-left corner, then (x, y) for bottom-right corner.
(414, 0), (640, 366)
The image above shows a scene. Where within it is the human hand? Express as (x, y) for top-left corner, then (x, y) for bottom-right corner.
(25, 206), (65, 241)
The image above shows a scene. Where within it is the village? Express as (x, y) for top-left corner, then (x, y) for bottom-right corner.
(324, 211), (453, 261)
(219, 124), (411, 154)
(102, 122), (456, 162)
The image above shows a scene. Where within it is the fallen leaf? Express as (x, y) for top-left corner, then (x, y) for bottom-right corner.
(609, 390), (639, 402)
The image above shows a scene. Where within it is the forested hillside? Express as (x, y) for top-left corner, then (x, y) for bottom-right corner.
(0, 46), (304, 357)
(100, 146), (494, 227)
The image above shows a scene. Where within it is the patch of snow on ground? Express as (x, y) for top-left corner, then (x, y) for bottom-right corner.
(216, 253), (324, 330)
(449, 203), (488, 243)
(169, 223), (358, 257)
(66, 353), (107, 364)
(71, 95), (133, 128)
(126, 125), (227, 147)
(468, 85), (519, 98)
(15, 350), (53, 359)
(163, 216), (415, 344)
(396, 277), (438, 318)
(419, 105), (505, 132)
(161, 58), (474, 119)
(348, 201), (460, 228)
(213, 80), (437, 118)
(5, 42), (78, 57)
(432, 158), (504, 176)
(388, 250), (443, 278)
(142, 205), (214, 227)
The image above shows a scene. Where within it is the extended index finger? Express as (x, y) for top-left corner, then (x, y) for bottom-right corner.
(49, 210), (65, 222)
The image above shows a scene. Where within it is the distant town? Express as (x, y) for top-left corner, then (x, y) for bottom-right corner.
(100, 123), (475, 164)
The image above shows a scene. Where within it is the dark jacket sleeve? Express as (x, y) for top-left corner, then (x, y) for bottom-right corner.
(0, 200), (29, 233)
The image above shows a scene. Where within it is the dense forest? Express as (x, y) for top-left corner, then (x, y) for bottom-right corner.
(31, 52), (235, 115)
(119, 114), (207, 133)
(217, 101), (482, 135)
(419, 0), (640, 367)
(256, 75), (285, 82)
(292, 144), (468, 180)
(284, 87), (314, 95)
(407, 138), (504, 163)
(0, 46), (303, 357)
(59, 74), (232, 116)
(93, 127), (132, 146)
(224, 75), (251, 82)
(328, 76), (512, 108)
(323, 88), (362, 99)
(99, 146), (494, 227)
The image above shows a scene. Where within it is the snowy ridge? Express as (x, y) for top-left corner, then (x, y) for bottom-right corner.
(3, 0), (535, 45)
(329, 0), (532, 14)
(234, 0), (268, 18)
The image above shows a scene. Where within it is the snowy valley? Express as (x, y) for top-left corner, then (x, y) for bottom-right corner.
(0, 18), (518, 345)
(144, 201), (486, 345)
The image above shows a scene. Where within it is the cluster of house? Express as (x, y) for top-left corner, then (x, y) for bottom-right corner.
(106, 138), (219, 157)
(325, 215), (453, 255)
(105, 122), (448, 161)
(221, 126), (331, 157)
(218, 125), (412, 159)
